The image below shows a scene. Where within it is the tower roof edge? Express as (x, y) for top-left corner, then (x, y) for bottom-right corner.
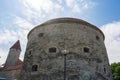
(10, 40), (21, 51)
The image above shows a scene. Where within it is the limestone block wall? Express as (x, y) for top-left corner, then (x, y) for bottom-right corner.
(0, 70), (20, 80)
(19, 18), (112, 80)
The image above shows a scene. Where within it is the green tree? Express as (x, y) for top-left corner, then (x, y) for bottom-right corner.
(110, 62), (120, 80)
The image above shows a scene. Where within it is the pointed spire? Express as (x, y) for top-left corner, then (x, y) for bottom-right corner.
(10, 40), (21, 51)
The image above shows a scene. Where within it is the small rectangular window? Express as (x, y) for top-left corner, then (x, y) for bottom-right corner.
(84, 47), (89, 53)
(49, 47), (56, 53)
(32, 65), (38, 71)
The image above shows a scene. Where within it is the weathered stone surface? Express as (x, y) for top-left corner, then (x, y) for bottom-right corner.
(18, 18), (112, 80)
(0, 69), (21, 79)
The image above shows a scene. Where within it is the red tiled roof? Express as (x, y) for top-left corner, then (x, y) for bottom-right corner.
(3, 64), (22, 71)
(0, 59), (22, 71)
(10, 40), (21, 51)
(16, 59), (22, 65)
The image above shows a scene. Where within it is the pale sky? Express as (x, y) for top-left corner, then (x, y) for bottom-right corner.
(0, 0), (120, 64)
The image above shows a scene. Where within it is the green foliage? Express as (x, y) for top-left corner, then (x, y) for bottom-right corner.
(110, 62), (120, 80)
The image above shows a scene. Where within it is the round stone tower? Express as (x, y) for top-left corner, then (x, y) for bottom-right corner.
(19, 18), (112, 80)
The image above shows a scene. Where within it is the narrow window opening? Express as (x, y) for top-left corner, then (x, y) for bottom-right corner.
(84, 47), (90, 53)
(28, 51), (32, 57)
(32, 65), (38, 71)
(96, 36), (100, 40)
(49, 47), (57, 53)
(104, 67), (106, 74)
(29, 51), (32, 55)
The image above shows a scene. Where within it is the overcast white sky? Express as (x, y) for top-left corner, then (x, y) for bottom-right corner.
(0, 0), (120, 64)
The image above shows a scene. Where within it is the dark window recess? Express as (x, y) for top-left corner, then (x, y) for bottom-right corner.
(96, 36), (100, 40)
(84, 47), (90, 53)
(29, 51), (31, 54)
(32, 65), (38, 71)
(28, 51), (32, 57)
(49, 47), (57, 53)
(38, 33), (44, 37)
(68, 75), (79, 80)
(104, 67), (106, 74)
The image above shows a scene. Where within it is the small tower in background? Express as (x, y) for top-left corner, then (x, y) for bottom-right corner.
(4, 40), (21, 68)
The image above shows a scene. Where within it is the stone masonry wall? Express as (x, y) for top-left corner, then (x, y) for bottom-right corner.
(19, 18), (112, 80)
(0, 69), (20, 80)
